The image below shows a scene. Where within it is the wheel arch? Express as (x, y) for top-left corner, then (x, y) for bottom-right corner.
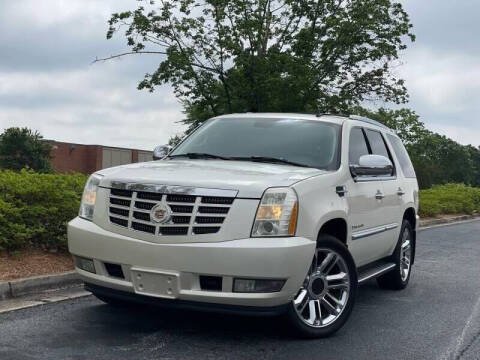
(317, 217), (348, 247)
(403, 207), (417, 265)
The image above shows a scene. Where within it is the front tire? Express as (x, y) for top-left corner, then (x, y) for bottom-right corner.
(377, 220), (413, 290)
(286, 234), (357, 338)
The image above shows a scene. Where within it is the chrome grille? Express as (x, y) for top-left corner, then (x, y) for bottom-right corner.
(108, 187), (234, 236)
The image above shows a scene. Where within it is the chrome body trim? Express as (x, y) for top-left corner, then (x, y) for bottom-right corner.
(354, 175), (397, 183)
(102, 181), (239, 198)
(352, 223), (399, 241)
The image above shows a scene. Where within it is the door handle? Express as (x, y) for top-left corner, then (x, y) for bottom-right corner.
(375, 190), (385, 200)
(397, 187), (405, 196)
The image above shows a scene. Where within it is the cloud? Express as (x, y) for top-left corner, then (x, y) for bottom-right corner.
(0, 63), (185, 150)
(397, 0), (480, 146)
(402, 0), (480, 56)
(0, 0), (185, 150)
(396, 46), (480, 146)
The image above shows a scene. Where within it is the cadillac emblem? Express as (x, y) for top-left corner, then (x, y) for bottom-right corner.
(150, 203), (172, 224)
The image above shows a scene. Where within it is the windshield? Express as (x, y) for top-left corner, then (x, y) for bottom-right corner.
(170, 117), (341, 170)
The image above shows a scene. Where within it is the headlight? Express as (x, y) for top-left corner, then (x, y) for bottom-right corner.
(251, 187), (298, 237)
(79, 174), (103, 221)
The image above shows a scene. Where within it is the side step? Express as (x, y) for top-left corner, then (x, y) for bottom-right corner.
(358, 261), (396, 284)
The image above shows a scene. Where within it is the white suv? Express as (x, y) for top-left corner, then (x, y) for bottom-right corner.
(68, 113), (419, 337)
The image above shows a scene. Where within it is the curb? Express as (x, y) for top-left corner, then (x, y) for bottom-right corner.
(0, 271), (81, 300)
(419, 214), (480, 229)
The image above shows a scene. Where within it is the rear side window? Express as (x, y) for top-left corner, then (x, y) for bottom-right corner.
(387, 134), (416, 178)
(364, 129), (390, 159)
(349, 127), (369, 165)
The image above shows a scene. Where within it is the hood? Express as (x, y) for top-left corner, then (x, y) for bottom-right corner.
(97, 159), (327, 198)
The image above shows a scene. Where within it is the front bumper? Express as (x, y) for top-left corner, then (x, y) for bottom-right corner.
(68, 217), (315, 308)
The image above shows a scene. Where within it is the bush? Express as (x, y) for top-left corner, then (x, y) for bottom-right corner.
(419, 184), (480, 217)
(0, 170), (87, 251)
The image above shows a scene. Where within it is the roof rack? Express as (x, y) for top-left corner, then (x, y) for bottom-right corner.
(348, 115), (390, 130)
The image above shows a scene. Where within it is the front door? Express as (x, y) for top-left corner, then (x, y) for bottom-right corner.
(346, 127), (389, 266)
(363, 128), (403, 257)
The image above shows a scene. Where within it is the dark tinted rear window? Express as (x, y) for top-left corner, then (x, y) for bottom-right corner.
(365, 129), (390, 159)
(387, 134), (416, 178)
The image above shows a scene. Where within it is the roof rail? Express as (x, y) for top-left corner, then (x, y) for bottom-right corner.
(348, 115), (390, 130)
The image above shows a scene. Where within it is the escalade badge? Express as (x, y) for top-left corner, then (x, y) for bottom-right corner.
(150, 203), (173, 224)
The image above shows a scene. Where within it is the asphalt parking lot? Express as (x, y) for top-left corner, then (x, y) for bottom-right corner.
(1, 220), (480, 360)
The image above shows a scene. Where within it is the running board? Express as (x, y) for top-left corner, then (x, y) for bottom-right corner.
(358, 261), (396, 284)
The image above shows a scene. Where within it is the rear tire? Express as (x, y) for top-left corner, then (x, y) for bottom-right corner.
(377, 220), (413, 290)
(286, 234), (357, 338)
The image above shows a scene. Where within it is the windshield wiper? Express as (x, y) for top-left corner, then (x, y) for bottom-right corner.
(168, 152), (231, 160)
(231, 156), (310, 168)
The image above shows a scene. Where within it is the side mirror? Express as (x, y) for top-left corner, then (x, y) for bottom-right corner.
(350, 154), (393, 178)
(153, 144), (173, 160)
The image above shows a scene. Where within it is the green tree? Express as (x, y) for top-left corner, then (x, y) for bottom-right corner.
(352, 107), (429, 145)
(358, 107), (480, 189)
(102, 0), (414, 132)
(466, 145), (480, 187)
(0, 128), (52, 173)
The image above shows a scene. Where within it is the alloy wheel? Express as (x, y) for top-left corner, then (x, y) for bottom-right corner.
(293, 248), (350, 328)
(400, 228), (412, 281)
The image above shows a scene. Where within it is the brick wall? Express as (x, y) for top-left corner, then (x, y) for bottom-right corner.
(48, 141), (153, 174)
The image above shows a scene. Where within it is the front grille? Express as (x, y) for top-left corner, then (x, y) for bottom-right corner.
(198, 206), (229, 214)
(135, 201), (155, 210)
(108, 188), (234, 236)
(110, 207), (129, 217)
(110, 216), (128, 227)
(166, 194), (196, 203)
(133, 211), (150, 221)
(111, 189), (133, 198)
(132, 221), (156, 234)
(195, 216), (225, 224)
(170, 205), (194, 213)
(193, 226), (221, 234)
(137, 192), (163, 201)
(110, 198), (131, 207)
(172, 216), (191, 224)
(202, 196), (234, 204)
(160, 227), (189, 235)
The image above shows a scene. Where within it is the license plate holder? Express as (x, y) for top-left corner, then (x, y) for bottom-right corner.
(130, 268), (179, 299)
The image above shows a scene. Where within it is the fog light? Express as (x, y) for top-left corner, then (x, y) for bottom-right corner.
(75, 257), (96, 274)
(233, 278), (285, 293)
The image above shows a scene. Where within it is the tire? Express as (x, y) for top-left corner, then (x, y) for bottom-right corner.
(286, 234), (357, 338)
(377, 220), (413, 290)
(92, 292), (132, 307)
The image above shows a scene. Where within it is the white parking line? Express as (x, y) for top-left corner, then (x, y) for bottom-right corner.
(440, 291), (480, 360)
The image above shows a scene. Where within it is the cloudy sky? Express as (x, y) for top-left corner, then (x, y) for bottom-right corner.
(0, 0), (479, 150)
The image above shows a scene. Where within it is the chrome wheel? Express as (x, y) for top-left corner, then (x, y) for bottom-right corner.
(293, 248), (350, 328)
(400, 228), (412, 281)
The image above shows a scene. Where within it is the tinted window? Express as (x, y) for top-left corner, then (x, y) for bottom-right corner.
(365, 129), (390, 159)
(171, 118), (341, 170)
(348, 128), (369, 165)
(387, 134), (416, 178)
